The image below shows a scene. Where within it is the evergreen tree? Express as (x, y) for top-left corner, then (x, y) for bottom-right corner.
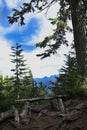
(20, 69), (36, 98)
(39, 82), (48, 97)
(58, 53), (82, 88)
(51, 52), (83, 96)
(10, 43), (27, 99)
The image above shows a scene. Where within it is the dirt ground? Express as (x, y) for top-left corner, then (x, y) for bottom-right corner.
(0, 98), (87, 130)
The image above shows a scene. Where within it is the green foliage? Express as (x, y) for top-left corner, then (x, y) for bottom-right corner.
(36, 82), (48, 97)
(10, 43), (28, 99)
(0, 75), (4, 99)
(51, 52), (85, 98)
(10, 43), (42, 100)
(0, 75), (15, 112)
(19, 70), (38, 99)
(0, 73), (49, 111)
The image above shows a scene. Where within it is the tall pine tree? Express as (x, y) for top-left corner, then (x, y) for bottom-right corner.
(10, 43), (27, 99)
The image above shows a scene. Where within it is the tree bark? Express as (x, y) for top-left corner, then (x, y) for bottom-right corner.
(70, 0), (87, 81)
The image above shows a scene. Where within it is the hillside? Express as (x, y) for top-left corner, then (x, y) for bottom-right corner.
(0, 98), (87, 130)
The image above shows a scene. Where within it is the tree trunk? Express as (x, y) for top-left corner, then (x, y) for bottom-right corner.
(70, 0), (87, 82)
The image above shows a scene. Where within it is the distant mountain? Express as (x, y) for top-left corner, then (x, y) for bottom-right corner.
(34, 75), (58, 88)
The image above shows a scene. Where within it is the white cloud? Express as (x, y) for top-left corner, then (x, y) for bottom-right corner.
(24, 3), (73, 46)
(0, 1), (73, 78)
(24, 44), (70, 78)
(0, 37), (70, 78)
(0, 38), (13, 76)
(0, 38), (69, 78)
(4, 0), (23, 8)
(29, 17), (55, 44)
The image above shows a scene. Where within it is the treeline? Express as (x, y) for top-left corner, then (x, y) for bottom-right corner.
(0, 74), (48, 112)
(0, 44), (87, 112)
(0, 43), (48, 112)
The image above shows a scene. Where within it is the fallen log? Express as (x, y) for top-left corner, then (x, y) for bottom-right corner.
(15, 95), (67, 103)
(0, 95), (66, 123)
(15, 95), (66, 113)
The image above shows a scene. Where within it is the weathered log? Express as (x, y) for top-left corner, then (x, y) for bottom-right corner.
(15, 95), (67, 103)
(15, 95), (66, 113)
(0, 95), (66, 123)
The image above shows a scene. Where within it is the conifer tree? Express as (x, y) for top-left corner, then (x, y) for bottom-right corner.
(20, 69), (36, 98)
(51, 52), (83, 96)
(10, 43), (27, 98)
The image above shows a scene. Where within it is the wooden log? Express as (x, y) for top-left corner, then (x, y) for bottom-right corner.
(15, 95), (67, 103)
(15, 95), (66, 113)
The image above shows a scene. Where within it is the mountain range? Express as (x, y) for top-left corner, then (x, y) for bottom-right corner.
(34, 75), (58, 88)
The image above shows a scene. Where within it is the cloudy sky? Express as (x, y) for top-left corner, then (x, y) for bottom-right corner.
(0, 0), (73, 78)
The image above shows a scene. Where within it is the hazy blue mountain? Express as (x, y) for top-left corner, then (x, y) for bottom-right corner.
(34, 75), (58, 88)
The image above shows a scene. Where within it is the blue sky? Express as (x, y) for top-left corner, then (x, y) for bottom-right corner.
(0, 0), (73, 78)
